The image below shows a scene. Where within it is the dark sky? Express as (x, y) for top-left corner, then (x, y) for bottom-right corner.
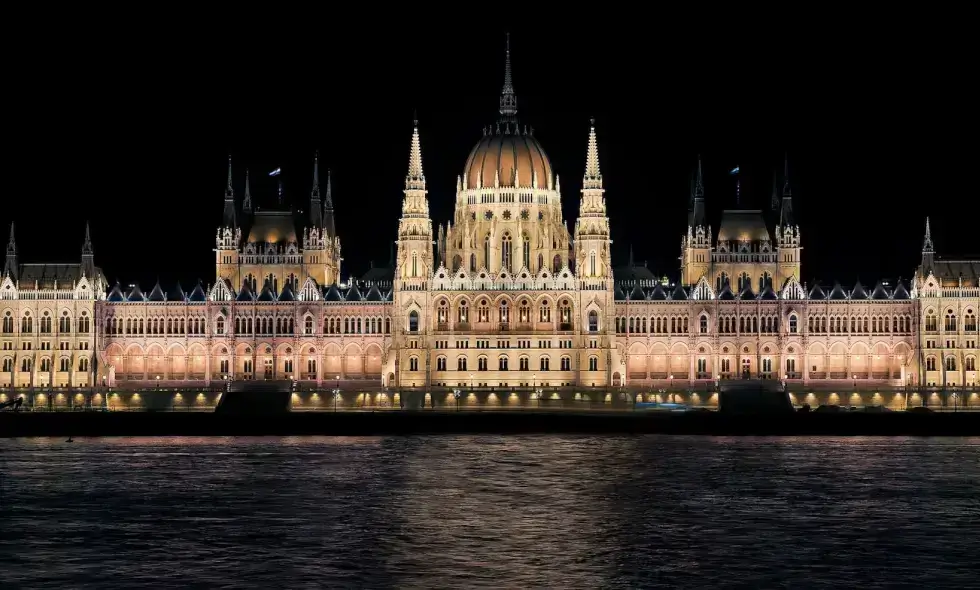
(4, 23), (976, 289)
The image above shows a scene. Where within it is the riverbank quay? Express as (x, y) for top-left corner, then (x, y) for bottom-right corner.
(3, 410), (980, 438)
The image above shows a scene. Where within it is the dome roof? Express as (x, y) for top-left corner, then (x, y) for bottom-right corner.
(463, 129), (552, 190)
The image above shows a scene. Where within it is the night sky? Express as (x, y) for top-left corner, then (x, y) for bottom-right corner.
(5, 25), (975, 290)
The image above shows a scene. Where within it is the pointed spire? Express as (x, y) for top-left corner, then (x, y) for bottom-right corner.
(323, 169), (336, 238)
(405, 118), (425, 190)
(82, 221), (93, 256)
(243, 169), (252, 213)
(222, 154), (236, 228)
(779, 153), (795, 227)
(688, 155), (706, 229)
(583, 118), (602, 189)
(923, 216), (934, 252)
(499, 32), (518, 121)
(309, 151), (323, 227)
(4, 222), (16, 279)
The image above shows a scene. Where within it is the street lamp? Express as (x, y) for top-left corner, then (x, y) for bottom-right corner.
(453, 388), (461, 412)
(333, 375), (341, 412)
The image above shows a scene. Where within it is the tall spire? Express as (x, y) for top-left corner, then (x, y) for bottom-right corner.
(923, 216), (934, 252)
(499, 33), (518, 121)
(779, 154), (795, 227)
(222, 154), (236, 228)
(82, 221), (93, 255)
(81, 221), (94, 277)
(309, 151), (323, 227)
(688, 155), (706, 228)
(405, 118), (425, 190)
(323, 169), (336, 238)
(3, 222), (16, 279)
(243, 169), (252, 213)
(583, 117), (602, 189)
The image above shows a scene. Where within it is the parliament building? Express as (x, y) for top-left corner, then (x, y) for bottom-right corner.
(2, 39), (978, 411)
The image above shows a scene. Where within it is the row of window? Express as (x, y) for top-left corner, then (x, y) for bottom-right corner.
(924, 310), (978, 332)
(924, 356), (978, 371)
(617, 314), (919, 336)
(3, 357), (90, 372)
(2, 311), (91, 334)
(409, 356), (600, 372)
(104, 316), (393, 337)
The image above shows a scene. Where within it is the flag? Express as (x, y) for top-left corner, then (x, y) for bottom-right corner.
(730, 166), (739, 175)
(269, 167), (281, 177)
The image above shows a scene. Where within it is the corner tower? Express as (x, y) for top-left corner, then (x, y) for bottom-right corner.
(775, 155), (801, 285)
(573, 119), (612, 280)
(680, 156), (711, 285)
(395, 118), (434, 287)
(215, 154), (242, 276)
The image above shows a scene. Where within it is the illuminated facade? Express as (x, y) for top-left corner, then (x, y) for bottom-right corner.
(2, 37), (978, 411)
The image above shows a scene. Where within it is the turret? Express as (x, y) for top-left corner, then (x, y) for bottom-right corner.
(775, 154), (802, 285)
(573, 119), (611, 280)
(81, 221), (95, 278)
(921, 216), (935, 272)
(680, 156), (711, 286)
(4, 221), (16, 280)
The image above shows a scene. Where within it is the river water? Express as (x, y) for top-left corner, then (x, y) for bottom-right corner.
(1, 436), (978, 589)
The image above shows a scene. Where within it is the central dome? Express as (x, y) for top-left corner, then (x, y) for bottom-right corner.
(463, 129), (553, 190)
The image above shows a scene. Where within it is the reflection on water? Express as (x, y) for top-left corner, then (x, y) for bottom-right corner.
(1, 436), (978, 589)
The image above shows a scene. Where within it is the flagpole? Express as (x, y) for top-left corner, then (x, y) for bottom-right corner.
(730, 166), (740, 207)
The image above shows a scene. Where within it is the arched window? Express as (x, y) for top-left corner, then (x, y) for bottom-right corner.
(789, 314), (798, 333)
(540, 356), (550, 371)
(216, 317), (225, 335)
(699, 315), (708, 333)
(501, 233), (512, 272)
(559, 300), (572, 329)
(966, 310), (977, 331)
(498, 356), (508, 371)
(412, 252), (418, 277)
(458, 300), (468, 324)
(409, 357), (419, 371)
(478, 356), (488, 371)
(470, 253), (476, 272)
(537, 253), (544, 272)
(457, 356), (467, 371)
(944, 310), (957, 331)
(519, 299), (531, 323)
(553, 255), (561, 273)
(522, 233), (531, 269)
(926, 357), (936, 371)
(589, 356), (598, 371)
(499, 300), (509, 324)
(588, 310), (598, 333)
(477, 299), (490, 323)
(437, 299), (449, 325)
(452, 254), (462, 273)
(408, 310), (419, 332)
(945, 356), (956, 371)
(925, 310), (937, 331)
(484, 234), (491, 271)
(539, 301), (551, 323)
(305, 316), (313, 335)
(590, 251), (596, 276)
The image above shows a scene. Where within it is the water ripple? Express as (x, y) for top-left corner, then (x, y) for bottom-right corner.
(1, 436), (978, 589)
